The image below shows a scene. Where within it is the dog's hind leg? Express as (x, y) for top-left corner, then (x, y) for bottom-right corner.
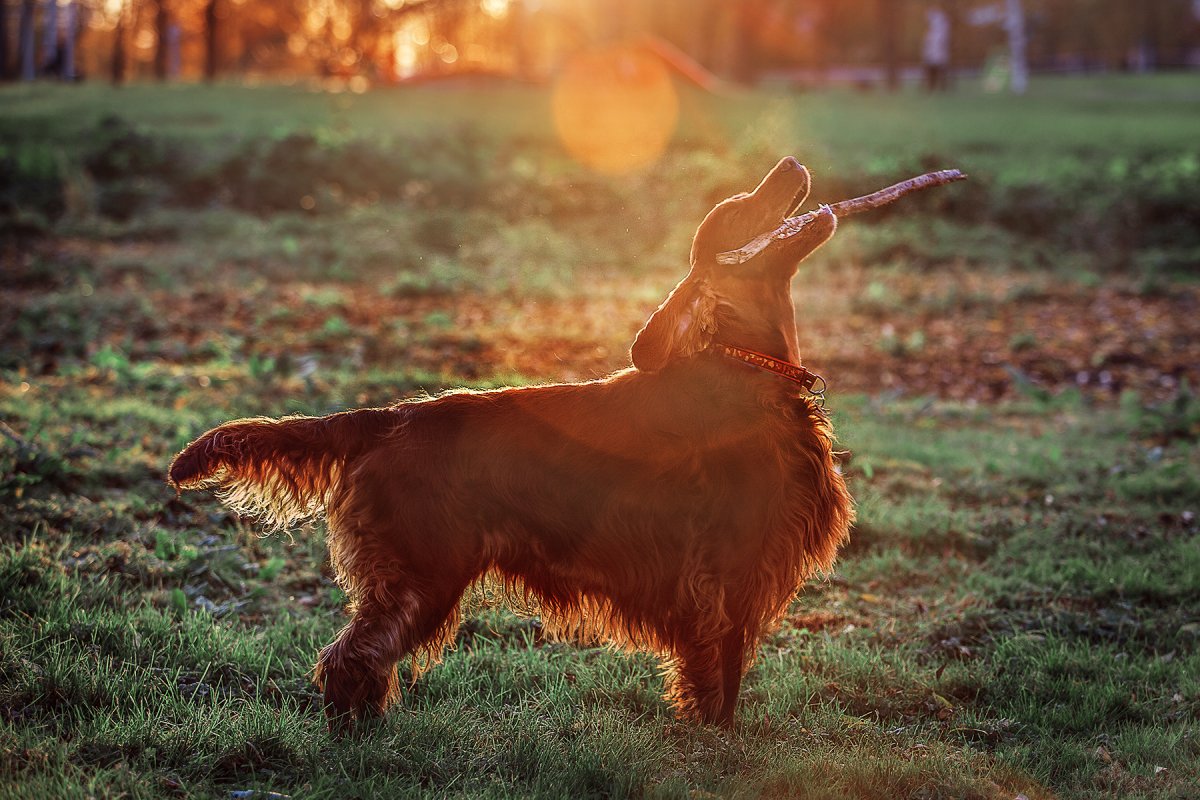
(314, 581), (413, 725)
(313, 573), (467, 728)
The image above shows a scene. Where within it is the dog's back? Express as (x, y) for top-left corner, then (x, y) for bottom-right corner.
(443, 357), (846, 587)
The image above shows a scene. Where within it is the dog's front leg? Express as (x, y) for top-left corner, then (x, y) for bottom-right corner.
(717, 627), (748, 725)
(663, 637), (729, 726)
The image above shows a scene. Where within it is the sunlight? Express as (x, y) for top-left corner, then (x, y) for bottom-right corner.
(393, 31), (419, 78)
(480, 0), (510, 20)
(410, 17), (431, 46)
(552, 44), (679, 175)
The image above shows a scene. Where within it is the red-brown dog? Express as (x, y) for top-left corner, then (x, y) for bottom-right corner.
(169, 157), (854, 727)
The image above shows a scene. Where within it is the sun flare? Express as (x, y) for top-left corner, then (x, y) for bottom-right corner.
(551, 44), (679, 175)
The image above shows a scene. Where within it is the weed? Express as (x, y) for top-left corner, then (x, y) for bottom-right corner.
(1008, 331), (1038, 353)
(1123, 381), (1200, 444)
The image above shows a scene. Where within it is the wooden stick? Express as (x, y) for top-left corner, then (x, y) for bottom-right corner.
(715, 168), (967, 265)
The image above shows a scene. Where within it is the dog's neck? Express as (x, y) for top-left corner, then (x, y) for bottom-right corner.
(712, 281), (801, 365)
(701, 280), (830, 399)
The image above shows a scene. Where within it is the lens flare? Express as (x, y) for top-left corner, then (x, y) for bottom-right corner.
(552, 44), (679, 175)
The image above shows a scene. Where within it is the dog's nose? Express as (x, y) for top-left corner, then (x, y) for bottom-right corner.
(778, 156), (802, 172)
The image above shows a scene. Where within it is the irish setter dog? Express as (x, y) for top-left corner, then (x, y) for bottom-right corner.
(169, 157), (854, 727)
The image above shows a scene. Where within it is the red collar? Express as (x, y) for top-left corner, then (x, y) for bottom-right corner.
(712, 344), (827, 401)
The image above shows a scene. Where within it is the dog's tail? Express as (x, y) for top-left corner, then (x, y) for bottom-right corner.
(168, 408), (397, 530)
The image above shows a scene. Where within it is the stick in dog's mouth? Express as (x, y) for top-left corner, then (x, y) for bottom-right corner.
(716, 169), (967, 266)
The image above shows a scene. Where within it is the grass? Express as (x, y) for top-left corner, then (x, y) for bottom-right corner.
(2, 75), (1199, 798)
(3, 74), (1200, 161)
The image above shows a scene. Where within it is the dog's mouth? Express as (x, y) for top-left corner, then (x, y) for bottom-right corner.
(752, 157), (811, 225)
(751, 159), (830, 253)
(718, 158), (813, 254)
(783, 183), (810, 220)
(763, 204), (838, 259)
(780, 202), (836, 235)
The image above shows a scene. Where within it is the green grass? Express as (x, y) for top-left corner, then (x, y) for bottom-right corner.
(3, 74), (1199, 163)
(4, 382), (1195, 798)
(2, 75), (1199, 798)
(5, 75), (1198, 279)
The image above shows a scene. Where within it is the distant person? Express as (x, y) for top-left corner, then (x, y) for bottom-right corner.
(923, 5), (950, 91)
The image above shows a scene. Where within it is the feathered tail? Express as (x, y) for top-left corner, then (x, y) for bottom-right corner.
(168, 408), (397, 530)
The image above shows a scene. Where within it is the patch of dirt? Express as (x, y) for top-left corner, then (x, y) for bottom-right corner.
(7, 244), (1199, 403)
(803, 282), (1200, 403)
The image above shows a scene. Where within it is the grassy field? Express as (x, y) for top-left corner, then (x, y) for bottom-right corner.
(2, 75), (1199, 799)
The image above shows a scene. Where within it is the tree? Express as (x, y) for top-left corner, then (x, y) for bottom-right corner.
(154, 0), (169, 79)
(730, 0), (764, 84)
(41, 0), (58, 73)
(879, 0), (900, 90)
(111, 0), (126, 84)
(17, 0), (34, 80)
(0, 0), (10, 79)
(1140, 0), (1161, 69)
(204, 0), (217, 80)
(62, 0), (77, 79)
(511, 0), (531, 79)
(1005, 0), (1027, 93)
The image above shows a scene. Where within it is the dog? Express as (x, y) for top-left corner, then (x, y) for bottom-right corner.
(168, 157), (854, 727)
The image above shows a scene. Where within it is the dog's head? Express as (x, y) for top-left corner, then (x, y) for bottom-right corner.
(631, 157), (837, 372)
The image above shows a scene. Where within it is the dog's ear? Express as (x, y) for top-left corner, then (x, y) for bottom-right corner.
(631, 278), (717, 373)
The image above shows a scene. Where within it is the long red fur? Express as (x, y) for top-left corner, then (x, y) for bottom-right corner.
(169, 157), (855, 727)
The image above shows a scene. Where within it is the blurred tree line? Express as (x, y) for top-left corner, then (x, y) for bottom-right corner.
(1, 0), (1198, 85)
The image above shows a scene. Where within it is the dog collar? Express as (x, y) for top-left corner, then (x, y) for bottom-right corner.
(712, 344), (827, 402)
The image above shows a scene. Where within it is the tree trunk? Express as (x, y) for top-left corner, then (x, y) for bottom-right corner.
(879, 0), (899, 91)
(694, 0), (720, 71)
(352, 0), (376, 77)
(730, 0), (760, 85)
(154, 0), (168, 80)
(945, 0), (962, 87)
(1141, 0), (1160, 71)
(511, 0), (530, 80)
(813, 4), (830, 86)
(204, 0), (217, 80)
(111, 1), (126, 85)
(62, 0), (76, 79)
(41, 0), (57, 73)
(0, 0), (10, 80)
(17, 0), (35, 80)
(1005, 0), (1027, 94)
(167, 21), (179, 76)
